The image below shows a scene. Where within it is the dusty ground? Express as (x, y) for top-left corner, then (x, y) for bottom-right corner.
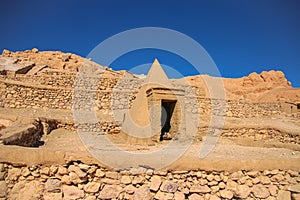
(0, 108), (299, 172)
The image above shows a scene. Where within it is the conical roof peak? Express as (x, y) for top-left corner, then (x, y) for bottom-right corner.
(153, 58), (160, 64)
(146, 59), (170, 87)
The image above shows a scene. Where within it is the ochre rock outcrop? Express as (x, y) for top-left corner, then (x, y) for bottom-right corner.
(1, 48), (84, 72)
(1, 49), (299, 103)
(186, 70), (298, 102)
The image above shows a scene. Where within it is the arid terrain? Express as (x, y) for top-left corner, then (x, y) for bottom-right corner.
(0, 49), (299, 200)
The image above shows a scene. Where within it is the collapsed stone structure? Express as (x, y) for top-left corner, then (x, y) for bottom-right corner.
(0, 49), (299, 199)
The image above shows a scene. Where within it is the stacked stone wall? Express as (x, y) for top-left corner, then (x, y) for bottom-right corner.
(0, 74), (294, 118)
(0, 162), (299, 199)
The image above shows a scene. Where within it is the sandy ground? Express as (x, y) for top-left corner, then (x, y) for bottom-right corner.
(0, 108), (299, 171)
(0, 128), (299, 171)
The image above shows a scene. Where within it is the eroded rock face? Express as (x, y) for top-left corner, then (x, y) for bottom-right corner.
(186, 69), (297, 102)
(242, 70), (290, 87)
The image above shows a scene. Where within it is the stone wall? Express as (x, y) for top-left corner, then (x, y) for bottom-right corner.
(226, 100), (282, 118)
(0, 73), (293, 119)
(1, 82), (73, 109)
(1, 72), (297, 144)
(197, 127), (299, 145)
(195, 98), (282, 118)
(0, 162), (299, 200)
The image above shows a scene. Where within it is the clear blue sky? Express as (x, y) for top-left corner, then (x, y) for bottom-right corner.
(1, 0), (299, 87)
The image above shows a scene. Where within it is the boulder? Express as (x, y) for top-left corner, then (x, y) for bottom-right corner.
(161, 181), (178, 193)
(188, 193), (204, 200)
(277, 190), (291, 200)
(68, 165), (86, 178)
(150, 175), (162, 191)
(84, 182), (100, 193)
(45, 178), (61, 192)
(120, 175), (132, 184)
(219, 189), (233, 199)
(236, 184), (251, 199)
(99, 185), (122, 199)
(252, 184), (270, 199)
(62, 185), (84, 200)
(134, 185), (152, 200)
(43, 192), (62, 200)
(287, 184), (300, 193)
(189, 185), (211, 193)
(9, 180), (43, 200)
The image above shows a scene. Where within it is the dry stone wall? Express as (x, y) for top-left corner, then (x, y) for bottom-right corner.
(1, 83), (73, 109)
(0, 72), (295, 139)
(226, 100), (281, 118)
(0, 73), (293, 128)
(195, 98), (281, 118)
(197, 127), (300, 145)
(222, 128), (299, 144)
(0, 162), (299, 200)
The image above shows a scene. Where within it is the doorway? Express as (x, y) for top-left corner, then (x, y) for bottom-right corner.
(160, 100), (176, 141)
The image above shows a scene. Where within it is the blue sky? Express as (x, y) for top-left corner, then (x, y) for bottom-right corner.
(0, 0), (299, 87)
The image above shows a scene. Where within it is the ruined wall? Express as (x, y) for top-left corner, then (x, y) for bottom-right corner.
(197, 99), (282, 118)
(0, 162), (299, 200)
(226, 100), (282, 118)
(1, 82), (73, 109)
(0, 73), (121, 110)
(0, 73), (293, 119)
(197, 127), (300, 145)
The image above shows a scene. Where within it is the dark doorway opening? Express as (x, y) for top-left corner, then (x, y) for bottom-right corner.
(160, 100), (176, 141)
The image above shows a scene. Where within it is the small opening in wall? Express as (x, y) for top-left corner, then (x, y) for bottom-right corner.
(160, 100), (176, 141)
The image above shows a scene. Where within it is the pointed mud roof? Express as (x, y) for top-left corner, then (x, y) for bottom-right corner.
(122, 59), (171, 129)
(145, 58), (171, 87)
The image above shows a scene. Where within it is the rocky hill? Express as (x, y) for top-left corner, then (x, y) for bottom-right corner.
(0, 49), (299, 200)
(1, 48), (84, 73)
(186, 71), (299, 102)
(1, 49), (299, 103)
